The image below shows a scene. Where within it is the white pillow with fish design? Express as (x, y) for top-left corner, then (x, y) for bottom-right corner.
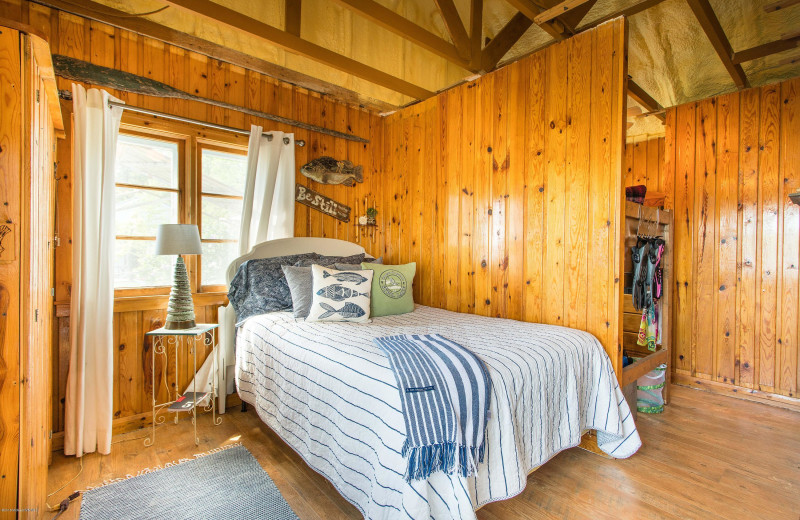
(306, 264), (373, 323)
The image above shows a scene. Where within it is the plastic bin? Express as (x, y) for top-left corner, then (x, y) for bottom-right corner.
(637, 364), (666, 413)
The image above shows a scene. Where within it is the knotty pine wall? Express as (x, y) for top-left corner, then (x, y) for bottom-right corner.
(663, 77), (800, 405)
(0, 24), (59, 514)
(3, 1), (384, 440)
(379, 19), (628, 370)
(624, 136), (665, 196)
(10, 0), (630, 443)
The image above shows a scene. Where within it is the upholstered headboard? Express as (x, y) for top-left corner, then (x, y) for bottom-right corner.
(217, 237), (369, 414)
(224, 237), (367, 286)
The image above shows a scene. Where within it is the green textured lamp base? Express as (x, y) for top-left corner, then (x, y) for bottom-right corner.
(165, 255), (196, 330)
(165, 318), (196, 330)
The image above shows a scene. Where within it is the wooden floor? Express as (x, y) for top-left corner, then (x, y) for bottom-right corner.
(47, 385), (800, 520)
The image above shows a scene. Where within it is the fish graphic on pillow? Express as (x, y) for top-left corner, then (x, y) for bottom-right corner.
(318, 302), (366, 319)
(322, 270), (369, 285)
(317, 284), (369, 301)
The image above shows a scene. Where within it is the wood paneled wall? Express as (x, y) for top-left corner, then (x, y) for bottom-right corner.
(663, 77), (800, 405)
(624, 136), (665, 195)
(379, 19), (628, 370)
(2, 1), (384, 439)
(0, 24), (59, 516)
(0, 25), (25, 516)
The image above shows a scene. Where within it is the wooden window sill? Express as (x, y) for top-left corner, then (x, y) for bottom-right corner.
(55, 292), (229, 317)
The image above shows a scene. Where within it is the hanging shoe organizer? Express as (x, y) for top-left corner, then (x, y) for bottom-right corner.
(620, 201), (673, 416)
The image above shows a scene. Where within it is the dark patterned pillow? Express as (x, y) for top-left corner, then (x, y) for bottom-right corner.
(293, 253), (366, 268)
(228, 253), (319, 323)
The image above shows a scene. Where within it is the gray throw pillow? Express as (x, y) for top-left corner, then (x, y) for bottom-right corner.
(228, 252), (320, 322)
(282, 263), (333, 319)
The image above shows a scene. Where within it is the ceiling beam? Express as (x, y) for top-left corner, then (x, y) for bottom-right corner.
(686, 0), (749, 89)
(628, 80), (666, 122)
(285, 0), (302, 36)
(469, 0), (484, 70)
(577, 0), (666, 31)
(433, 0), (472, 60)
(505, 0), (570, 40)
(482, 12), (533, 71)
(764, 0), (800, 12)
(556, 0), (598, 31)
(328, 0), (470, 69)
(534, 0), (594, 25)
(30, 0), (396, 111)
(732, 35), (800, 64)
(163, 0), (434, 99)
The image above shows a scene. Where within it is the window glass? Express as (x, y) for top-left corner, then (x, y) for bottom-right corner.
(200, 148), (246, 286)
(113, 133), (179, 288)
(201, 149), (247, 196)
(115, 134), (179, 189)
(199, 241), (240, 287)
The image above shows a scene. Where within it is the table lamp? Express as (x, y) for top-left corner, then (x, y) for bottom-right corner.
(155, 224), (202, 329)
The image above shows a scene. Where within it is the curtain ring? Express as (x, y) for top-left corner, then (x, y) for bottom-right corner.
(265, 134), (273, 142)
(283, 137), (290, 145)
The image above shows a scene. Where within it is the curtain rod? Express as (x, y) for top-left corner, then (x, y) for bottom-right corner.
(107, 101), (306, 147)
(57, 89), (305, 146)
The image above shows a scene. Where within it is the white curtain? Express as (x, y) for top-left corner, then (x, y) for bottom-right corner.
(215, 126), (295, 413)
(239, 126), (296, 253)
(64, 85), (123, 457)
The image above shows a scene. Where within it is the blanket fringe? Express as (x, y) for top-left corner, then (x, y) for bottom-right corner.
(82, 442), (243, 492)
(402, 439), (486, 481)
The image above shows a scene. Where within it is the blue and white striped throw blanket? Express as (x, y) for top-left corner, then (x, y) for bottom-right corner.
(373, 334), (492, 482)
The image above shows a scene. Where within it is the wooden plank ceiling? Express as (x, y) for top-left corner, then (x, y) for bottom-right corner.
(32, 0), (800, 126)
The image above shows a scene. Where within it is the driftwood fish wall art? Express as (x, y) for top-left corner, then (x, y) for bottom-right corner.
(301, 156), (363, 186)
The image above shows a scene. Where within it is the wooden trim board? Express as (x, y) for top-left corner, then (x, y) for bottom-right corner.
(672, 373), (800, 412)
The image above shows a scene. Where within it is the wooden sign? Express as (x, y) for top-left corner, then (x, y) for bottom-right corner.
(295, 185), (351, 223)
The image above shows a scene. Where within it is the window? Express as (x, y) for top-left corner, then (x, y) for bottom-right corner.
(111, 116), (249, 296)
(114, 133), (182, 289)
(199, 146), (247, 287)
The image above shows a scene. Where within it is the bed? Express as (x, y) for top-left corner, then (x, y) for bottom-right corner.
(219, 238), (640, 520)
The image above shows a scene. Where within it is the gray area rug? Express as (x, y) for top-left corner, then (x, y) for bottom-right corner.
(80, 445), (299, 520)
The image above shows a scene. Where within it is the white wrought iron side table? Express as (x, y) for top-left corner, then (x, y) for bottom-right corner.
(143, 324), (221, 446)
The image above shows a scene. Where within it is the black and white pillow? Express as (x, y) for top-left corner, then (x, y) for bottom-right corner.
(307, 265), (373, 323)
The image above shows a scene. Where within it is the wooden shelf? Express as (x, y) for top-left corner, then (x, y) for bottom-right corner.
(622, 348), (669, 387)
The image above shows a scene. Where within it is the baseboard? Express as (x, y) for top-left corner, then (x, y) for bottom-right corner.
(671, 373), (800, 412)
(51, 393), (244, 452)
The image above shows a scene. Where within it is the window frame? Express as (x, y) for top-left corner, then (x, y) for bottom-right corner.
(112, 113), (250, 302)
(196, 141), (247, 293)
(113, 127), (188, 298)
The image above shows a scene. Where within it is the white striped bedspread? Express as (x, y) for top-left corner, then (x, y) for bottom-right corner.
(235, 305), (640, 520)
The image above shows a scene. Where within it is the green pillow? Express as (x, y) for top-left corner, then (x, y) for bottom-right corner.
(360, 262), (416, 317)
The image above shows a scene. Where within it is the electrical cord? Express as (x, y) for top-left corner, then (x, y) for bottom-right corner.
(46, 456), (83, 515)
(50, 492), (80, 519)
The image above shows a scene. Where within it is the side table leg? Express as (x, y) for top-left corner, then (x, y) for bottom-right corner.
(144, 335), (162, 447)
(211, 335), (221, 426)
(174, 336), (180, 425)
(192, 335), (199, 445)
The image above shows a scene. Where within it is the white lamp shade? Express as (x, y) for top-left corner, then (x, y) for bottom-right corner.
(154, 224), (202, 255)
